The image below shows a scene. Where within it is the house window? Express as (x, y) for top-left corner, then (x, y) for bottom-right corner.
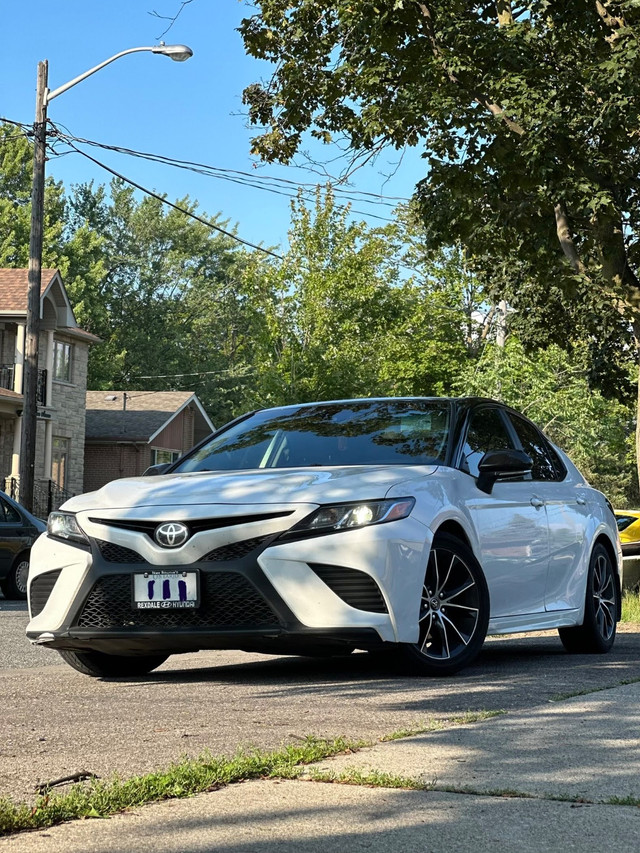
(52, 437), (69, 488)
(53, 340), (73, 382)
(151, 448), (181, 466)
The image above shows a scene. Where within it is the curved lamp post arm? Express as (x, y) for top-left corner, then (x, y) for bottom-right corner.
(45, 43), (193, 105)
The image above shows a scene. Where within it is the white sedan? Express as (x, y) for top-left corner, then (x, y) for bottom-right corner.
(26, 397), (621, 677)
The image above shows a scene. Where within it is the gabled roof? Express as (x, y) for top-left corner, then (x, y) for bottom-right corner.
(85, 391), (215, 442)
(0, 268), (100, 341)
(0, 268), (62, 313)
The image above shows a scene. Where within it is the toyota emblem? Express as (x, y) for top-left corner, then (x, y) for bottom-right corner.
(154, 522), (190, 548)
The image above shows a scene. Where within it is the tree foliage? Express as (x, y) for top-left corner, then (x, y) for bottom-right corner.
(245, 188), (478, 405)
(461, 337), (638, 506)
(240, 2), (640, 305)
(66, 179), (265, 425)
(239, 0), (640, 474)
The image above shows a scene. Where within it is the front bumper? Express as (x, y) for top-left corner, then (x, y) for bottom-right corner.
(27, 513), (431, 654)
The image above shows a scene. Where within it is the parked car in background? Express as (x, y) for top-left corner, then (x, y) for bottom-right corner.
(26, 397), (621, 678)
(614, 510), (640, 557)
(0, 492), (46, 600)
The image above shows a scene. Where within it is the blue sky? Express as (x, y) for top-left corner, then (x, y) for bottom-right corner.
(1, 0), (426, 253)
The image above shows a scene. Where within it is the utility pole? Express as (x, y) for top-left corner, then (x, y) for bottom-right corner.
(19, 44), (191, 514)
(20, 60), (48, 513)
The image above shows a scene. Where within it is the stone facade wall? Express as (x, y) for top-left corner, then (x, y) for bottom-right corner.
(46, 333), (89, 497)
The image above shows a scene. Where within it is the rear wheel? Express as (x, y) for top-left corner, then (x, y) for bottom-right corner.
(558, 543), (618, 654)
(0, 553), (30, 600)
(58, 650), (169, 678)
(397, 532), (490, 676)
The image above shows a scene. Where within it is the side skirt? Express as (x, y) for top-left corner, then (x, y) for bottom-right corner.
(488, 609), (581, 636)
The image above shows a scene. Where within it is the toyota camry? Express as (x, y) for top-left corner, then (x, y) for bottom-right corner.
(26, 397), (621, 677)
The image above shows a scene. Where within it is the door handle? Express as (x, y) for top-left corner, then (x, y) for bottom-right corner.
(530, 497), (544, 508)
(576, 497), (586, 506)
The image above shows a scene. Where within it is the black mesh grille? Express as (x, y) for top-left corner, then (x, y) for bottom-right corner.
(75, 571), (280, 629)
(202, 536), (270, 562)
(309, 564), (388, 613)
(96, 540), (147, 564)
(29, 570), (62, 618)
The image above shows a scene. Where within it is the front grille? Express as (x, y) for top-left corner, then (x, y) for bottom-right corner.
(88, 511), (293, 538)
(96, 540), (147, 564)
(29, 570), (62, 618)
(202, 536), (270, 562)
(309, 564), (388, 613)
(75, 571), (280, 630)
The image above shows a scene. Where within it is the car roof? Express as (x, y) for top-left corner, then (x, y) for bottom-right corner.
(254, 396), (501, 414)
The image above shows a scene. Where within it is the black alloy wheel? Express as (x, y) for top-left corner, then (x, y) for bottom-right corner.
(558, 542), (619, 654)
(399, 532), (490, 676)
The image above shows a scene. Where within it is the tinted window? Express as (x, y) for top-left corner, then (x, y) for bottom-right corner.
(507, 414), (558, 481)
(176, 400), (451, 472)
(462, 408), (515, 478)
(0, 496), (21, 523)
(616, 515), (638, 532)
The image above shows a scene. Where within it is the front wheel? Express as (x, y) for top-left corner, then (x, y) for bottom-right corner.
(58, 650), (169, 678)
(558, 543), (618, 654)
(397, 532), (490, 676)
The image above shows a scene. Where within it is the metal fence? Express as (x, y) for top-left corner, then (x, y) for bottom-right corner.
(1, 477), (73, 520)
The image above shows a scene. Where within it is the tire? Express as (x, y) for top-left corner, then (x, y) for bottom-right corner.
(58, 649), (169, 678)
(558, 543), (618, 654)
(0, 553), (30, 600)
(397, 532), (490, 676)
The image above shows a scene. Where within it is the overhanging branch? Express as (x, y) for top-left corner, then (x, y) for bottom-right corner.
(418, 2), (526, 136)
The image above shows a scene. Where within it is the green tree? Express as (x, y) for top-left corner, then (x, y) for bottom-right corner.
(0, 123), (68, 268)
(239, 1), (640, 471)
(460, 337), (637, 506)
(246, 188), (477, 405)
(68, 179), (262, 424)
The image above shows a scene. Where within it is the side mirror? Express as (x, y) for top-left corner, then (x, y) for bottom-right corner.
(142, 462), (171, 476)
(476, 449), (532, 494)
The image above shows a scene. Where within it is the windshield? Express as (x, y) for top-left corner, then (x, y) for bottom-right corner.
(175, 400), (451, 473)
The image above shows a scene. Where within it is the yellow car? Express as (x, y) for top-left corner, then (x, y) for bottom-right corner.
(615, 511), (640, 557)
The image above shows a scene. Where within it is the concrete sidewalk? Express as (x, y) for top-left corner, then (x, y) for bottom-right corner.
(3, 681), (640, 852)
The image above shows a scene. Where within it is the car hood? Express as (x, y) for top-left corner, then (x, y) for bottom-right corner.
(63, 465), (437, 513)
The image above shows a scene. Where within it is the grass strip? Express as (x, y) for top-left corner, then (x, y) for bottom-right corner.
(621, 590), (640, 623)
(380, 709), (504, 741)
(0, 710), (502, 836)
(549, 676), (640, 703)
(0, 736), (364, 837)
(307, 767), (431, 790)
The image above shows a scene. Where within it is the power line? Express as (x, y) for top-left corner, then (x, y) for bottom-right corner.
(45, 127), (403, 223)
(52, 130), (410, 206)
(57, 133), (284, 260)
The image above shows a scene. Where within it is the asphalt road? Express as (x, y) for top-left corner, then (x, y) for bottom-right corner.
(3, 594), (640, 806)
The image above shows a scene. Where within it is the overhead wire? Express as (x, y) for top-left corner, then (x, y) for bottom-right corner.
(55, 131), (284, 260)
(45, 125), (405, 223)
(51, 130), (409, 205)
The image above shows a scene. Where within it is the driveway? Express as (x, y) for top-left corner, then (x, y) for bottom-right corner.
(2, 596), (640, 806)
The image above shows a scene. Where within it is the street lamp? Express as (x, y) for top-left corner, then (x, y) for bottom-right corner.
(21, 43), (193, 512)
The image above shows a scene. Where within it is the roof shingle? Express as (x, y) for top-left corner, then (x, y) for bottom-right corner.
(85, 391), (196, 441)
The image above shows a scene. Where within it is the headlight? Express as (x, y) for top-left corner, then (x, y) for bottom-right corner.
(48, 511), (89, 545)
(292, 498), (415, 534)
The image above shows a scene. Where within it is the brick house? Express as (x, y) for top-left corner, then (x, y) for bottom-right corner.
(0, 268), (100, 511)
(84, 391), (215, 492)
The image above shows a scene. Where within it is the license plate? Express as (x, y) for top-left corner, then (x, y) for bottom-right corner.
(133, 571), (199, 609)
